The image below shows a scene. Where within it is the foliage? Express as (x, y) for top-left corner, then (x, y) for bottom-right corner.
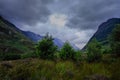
(101, 46), (112, 54)
(87, 39), (102, 62)
(74, 50), (83, 61)
(59, 41), (76, 60)
(36, 33), (57, 59)
(109, 24), (120, 57)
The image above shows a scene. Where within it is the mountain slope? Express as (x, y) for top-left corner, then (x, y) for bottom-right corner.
(22, 31), (64, 48)
(0, 16), (34, 54)
(83, 18), (120, 49)
(22, 31), (79, 50)
(22, 31), (43, 42)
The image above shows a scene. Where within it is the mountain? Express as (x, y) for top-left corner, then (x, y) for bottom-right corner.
(22, 31), (43, 42)
(22, 31), (64, 48)
(0, 16), (34, 54)
(22, 31), (79, 50)
(83, 18), (120, 49)
(53, 38), (64, 48)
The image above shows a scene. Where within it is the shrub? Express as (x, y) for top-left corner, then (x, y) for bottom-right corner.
(87, 39), (102, 62)
(36, 33), (57, 59)
(59, 41), (76, 60)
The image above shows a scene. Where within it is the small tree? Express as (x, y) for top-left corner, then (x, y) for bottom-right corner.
(87, 39), (102, 62)
(74, 50), (82, 61)
(109, 24), (120, 57)
(36, 33), (57, 59)
(59, 41), (75, 60)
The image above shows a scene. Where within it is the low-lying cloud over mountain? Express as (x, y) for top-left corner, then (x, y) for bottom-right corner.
(0, 0), (120, 49)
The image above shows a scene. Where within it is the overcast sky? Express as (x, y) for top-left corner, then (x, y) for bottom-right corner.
(0, 0), (120, 49)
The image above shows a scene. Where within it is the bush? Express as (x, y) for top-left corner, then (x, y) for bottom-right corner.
(36, 33), (57, 59)
(59, 41), (76, 60)
(87, 39), (102, 62)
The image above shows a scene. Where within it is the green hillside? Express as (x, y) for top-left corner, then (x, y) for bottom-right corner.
(0, 16), (34, 54)
(83, 18), (120, 50)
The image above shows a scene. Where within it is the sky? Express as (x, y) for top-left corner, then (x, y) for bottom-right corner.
(0, 0), (120, 49)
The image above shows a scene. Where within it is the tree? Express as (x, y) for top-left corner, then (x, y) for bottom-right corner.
(36, 33), (57, 59)
(87, 39), (102, 62)
(109, 24), (120, 57)
(59, 41), (76, 60)
(74, 50), (82, 61)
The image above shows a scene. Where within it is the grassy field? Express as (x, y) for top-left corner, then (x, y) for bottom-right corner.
(0, 57), (120, 80)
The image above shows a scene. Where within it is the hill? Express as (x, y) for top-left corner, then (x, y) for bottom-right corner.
(83, 18), (120, 49)
(0, 16), (34, 54)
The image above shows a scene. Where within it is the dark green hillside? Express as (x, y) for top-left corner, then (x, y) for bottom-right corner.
(92, 18), (120, 44)
(83, 18), (120, 50)
(0, 16), (34, 54)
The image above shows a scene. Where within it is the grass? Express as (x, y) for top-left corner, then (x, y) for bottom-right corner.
(0, 58), (119, 80)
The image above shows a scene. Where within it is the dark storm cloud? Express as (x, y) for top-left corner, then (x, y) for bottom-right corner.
(67, 0), (120, 30)
(0, 0), (54, 26)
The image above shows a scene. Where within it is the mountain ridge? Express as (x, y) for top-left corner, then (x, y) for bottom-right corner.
(83, 18), (120, 50)
(22, 30), (79, 50)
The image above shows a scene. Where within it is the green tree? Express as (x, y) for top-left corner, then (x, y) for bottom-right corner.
(74, 50), (82, 61)
(109, 24), (120, 57)
(59, 41), (76, 60)
(36, 33), (57, 59)
(87, 39), (102, 62)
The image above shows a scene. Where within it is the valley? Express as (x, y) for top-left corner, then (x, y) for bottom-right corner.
(0, 15), (120, 80)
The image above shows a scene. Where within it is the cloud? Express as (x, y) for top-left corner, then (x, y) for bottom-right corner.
(21, 19), (94, 49)
(49, 13), (67, 27)
(67, 0), (120, 30)
(0, 0), (54, 26)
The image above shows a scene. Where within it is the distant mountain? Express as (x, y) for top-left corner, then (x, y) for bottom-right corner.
(22, 31), (64, 48)
(22, 31), (79, 50)
(0, 16), (34, 54)
(83, 18), (120, 50)
(22, 31), (43, 42)
(53, 38), (64, 48)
